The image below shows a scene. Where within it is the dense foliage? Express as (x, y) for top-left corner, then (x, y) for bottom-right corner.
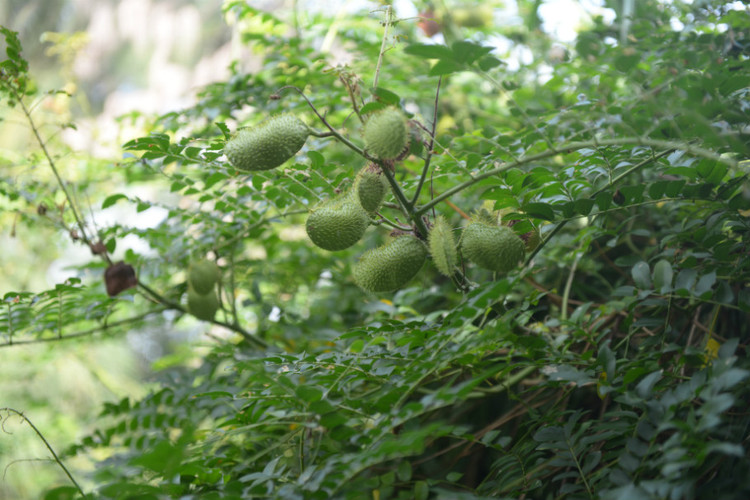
(2, 1), (750, 499)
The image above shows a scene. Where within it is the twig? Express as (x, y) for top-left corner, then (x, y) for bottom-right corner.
(0, 309), (165, 348)
(274, 85), (373, 160)
(416, 137), (726, 219)
(372, 5), (393, 92)
(0, 408), (86, 499)
(137, 282), (268, 349)
(526, 146), (674, 263)
(10, 85), (91, 246)
(410, 77), (442, 207)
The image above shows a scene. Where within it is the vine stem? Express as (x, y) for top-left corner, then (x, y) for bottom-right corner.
(415, 137), (730, 218)
(0, 408), (87, 499)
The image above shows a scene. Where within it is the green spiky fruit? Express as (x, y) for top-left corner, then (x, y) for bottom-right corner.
(224, 114), (309, 171)
(306, 194), (371, 251)
(187, 286), (219, 321)
(353, 235), (427, 292)
(428, 216), (458, 277)
(523, 228), (542, 252)
(188, 259), (221, 295)
(363, 109), (409, 160)
(461, 221), (525, 273)
(355, 165), (389, 213)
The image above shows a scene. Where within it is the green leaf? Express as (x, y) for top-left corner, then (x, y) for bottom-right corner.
(522, 202), (555, 221)
(478, 56), (502, 71)
(205, 172), (228, 189)
(631, 261), (651, 289)
(429, 59), (465, 76)
(614, 54), (640, 73)
(648, 180), (669, 199)
(652, 260), (673, 293)
(451, 41), (493, 65)
(43, 486), (80, 500)
(636, 370), (662, 398)
(102, 194), (128, 209)
(413, 481), (429, 500)
(373, 87), (400, 105)
(404, 44), (456, 60)
(694, 271), (716, 297)
(397, 461), (412, 482)
(675, 268), (697, 294)
(295, 385), (323, 403)
(359, 101), (387, 115)
(574, 198), (595, 216)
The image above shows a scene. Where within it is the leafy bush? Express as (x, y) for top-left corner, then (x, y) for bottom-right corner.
(2, 1), (750, 499)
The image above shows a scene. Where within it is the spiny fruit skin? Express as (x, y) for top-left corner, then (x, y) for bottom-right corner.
(188, 259), (221, 295)
(355, 166), (389, 213)
(428, 216), (458, 277)
(523, 228), (542, 252)
(187, 286), (219, 321)
(353, 235), (427, 293)
(363, 109), (409, 160)
(306, 194), (370, 251)
(461, 222), (525, 273)
(224, 114), (309, 171)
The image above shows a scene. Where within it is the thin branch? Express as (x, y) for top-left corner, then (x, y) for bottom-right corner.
(372, 5), (393, 92)
(274, 85), (373, 160)
(416, 137), (724, 218)
(11, 86), (91, 247)
(137, 282), (268, 349)
(526, 146), (674, 263)
(0, 309), (165, 348)
(410, 76), (442, 207)
(0, 408), (87, 499)
(373, 212), (412, 231)
(477, 71), (556, 150)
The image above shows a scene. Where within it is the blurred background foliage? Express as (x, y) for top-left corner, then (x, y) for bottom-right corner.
(1, 0), (750, 499)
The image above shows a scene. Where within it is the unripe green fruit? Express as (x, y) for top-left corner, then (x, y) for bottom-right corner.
(451, 6), (493, 28)
(461, 221), (525, 273)
(188, 259), (221, 295)
(224, 114), (309, 171)
(355, 166), (389, 213)
(353, 235), (427, 292)
(363, 109), (409, 160)
(306, 194), (370, 251)
(523, 228), (542, 252)
(187, 286), (219, 321)
(428, 216), (457, 277)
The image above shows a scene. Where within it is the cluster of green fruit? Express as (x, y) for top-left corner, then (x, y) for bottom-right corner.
(223, 107), (409, 172)
(222, 107), (534, 295)
(186, 259), (221, 321)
